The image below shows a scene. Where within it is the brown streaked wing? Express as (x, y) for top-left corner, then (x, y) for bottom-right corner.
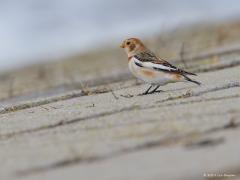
(134, 51), (159, 62)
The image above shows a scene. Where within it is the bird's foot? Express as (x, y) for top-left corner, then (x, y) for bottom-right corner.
(138, 90), (164, 96)
(150, 90), (164, 94)
(137, 92), (148, 96)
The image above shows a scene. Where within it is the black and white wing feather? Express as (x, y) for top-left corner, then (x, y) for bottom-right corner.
(133, 51), (196, 76)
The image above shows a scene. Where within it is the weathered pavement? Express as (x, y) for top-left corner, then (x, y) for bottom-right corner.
(0, 21), (240, 180)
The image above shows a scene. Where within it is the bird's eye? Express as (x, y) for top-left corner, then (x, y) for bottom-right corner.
(126, 42), (130, 45)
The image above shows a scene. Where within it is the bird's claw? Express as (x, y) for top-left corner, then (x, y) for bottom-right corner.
(138, 90), (163, 96)
(137, 92), (149, 96)
(151, 90), (164, 94)
(137, 92), (147, 96)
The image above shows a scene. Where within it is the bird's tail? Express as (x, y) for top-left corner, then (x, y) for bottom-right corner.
(183, 75), (201, 86)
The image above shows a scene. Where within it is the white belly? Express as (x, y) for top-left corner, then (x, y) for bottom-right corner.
(128, 59), (179, 85)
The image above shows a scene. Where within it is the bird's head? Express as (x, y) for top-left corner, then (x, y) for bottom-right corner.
(120, 38), (145, 57)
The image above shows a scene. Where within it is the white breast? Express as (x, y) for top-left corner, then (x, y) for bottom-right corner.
(128, 58), (138, 77)
(128, 57), (179, 85)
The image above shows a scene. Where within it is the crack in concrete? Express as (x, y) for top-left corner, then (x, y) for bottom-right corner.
(0, 60), (239, 114)
(172, 43), (240, 63)
(0, 105), (140, 140)
(157, 94), (240, 108)
(3, 81), (239, 177)
(0, 82), (239, 141)
(16, 118), (240, 177)
(0, 88), (109, 115)
(194, 60), (240, 73)
(184, 137), (225, 149)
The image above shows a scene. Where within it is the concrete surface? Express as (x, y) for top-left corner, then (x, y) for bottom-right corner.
(0, 21), (240, 180)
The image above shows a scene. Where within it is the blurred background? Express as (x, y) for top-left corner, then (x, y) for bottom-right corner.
(1, 0), (240, 71)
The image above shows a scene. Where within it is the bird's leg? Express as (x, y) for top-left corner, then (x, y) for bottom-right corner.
(138, 85), (152, 96)
(144, 85), (153, 94)
(149, 85), (162, 94)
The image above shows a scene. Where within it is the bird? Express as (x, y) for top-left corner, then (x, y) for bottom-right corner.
(120, 38), (201, 95)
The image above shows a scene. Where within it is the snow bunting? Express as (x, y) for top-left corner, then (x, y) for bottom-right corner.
(120, 38), (200, 95)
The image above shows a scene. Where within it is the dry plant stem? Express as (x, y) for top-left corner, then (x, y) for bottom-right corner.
(110, 90), (119, 100)
(179, 42), (188, 68)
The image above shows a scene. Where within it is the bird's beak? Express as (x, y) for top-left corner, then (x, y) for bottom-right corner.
(120, 43), (125, 48)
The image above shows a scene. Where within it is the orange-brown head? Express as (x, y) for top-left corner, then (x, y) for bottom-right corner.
(120, 38), (146, 57)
